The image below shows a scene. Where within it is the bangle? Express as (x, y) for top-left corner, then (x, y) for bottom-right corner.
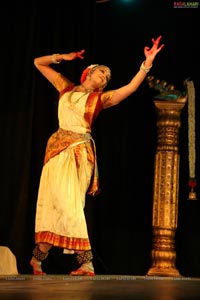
(140, 61), (152, 73)
(52, 53), (61, 64)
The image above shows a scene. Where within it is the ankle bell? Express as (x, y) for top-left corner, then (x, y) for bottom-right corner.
(76, 250), (93, 265)
(33, 245), (49, 261)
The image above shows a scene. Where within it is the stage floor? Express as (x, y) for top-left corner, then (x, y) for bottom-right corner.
(1, 275), (200, 300)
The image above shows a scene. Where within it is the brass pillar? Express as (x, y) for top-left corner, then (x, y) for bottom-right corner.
(147, 97), (187, 277)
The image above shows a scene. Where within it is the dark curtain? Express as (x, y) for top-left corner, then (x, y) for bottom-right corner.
(1, 0), (200, 276)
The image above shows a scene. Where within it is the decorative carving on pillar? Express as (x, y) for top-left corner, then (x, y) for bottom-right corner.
(146, 76), (187, 277)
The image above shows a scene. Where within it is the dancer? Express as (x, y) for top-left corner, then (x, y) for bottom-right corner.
(30, 36), (164, 276)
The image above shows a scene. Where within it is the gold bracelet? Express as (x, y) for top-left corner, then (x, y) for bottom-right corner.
(140, 61), (152, 73)
(52, 53), (61, 64)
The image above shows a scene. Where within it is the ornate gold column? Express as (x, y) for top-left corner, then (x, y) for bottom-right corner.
(147, 96), (187, 277)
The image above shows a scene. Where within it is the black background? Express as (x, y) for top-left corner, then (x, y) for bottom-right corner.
(1, 0), (200, 276)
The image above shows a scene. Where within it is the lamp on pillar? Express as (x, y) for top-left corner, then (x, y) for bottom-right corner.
(146, 76), (187, 277)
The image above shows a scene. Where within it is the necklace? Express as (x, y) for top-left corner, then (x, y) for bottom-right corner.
(81, 83), (94, 93)
(68, 85), (94, 110)
(68, 91), (87, 110)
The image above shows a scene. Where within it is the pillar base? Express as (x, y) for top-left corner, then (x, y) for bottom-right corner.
(147, 266), (181, 277)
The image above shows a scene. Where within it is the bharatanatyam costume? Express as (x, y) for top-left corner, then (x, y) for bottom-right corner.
(33, 66), (112, 275)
